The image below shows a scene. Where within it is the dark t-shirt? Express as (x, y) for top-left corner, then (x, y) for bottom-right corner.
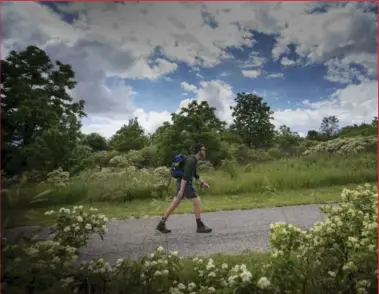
(177, 155), (199, 185)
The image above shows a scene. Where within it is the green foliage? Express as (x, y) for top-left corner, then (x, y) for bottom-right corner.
(306, 130), (323, 141)
(231, 93), (275, 148)
(339, 118), (378, 138)
(275, 125), (301, 152)
(83, 133), (109, 151)
(220, 159), (237, 179)
(268, 184), (377, 294)
(320, 115), (340, 138)
(86, 151), (121, 168)
(109, 118), (148, 152)
(1, 45), (85, 175)
(267, 147), (281, 159)
(155, 101), (226, 166)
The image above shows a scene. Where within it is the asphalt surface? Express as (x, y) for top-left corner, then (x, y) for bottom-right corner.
(3, 204), (325, 264)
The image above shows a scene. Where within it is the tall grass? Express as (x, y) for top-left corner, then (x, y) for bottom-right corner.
(205, 153), (377, 195)
(5, 153), (376, 209)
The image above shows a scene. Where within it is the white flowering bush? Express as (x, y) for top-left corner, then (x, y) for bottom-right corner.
(47, 206), (108, 248)
(73, 258), (114, 293)
(2, 239), (77, 293)
(303, 136), (377, 155)
(46, 167), (70, 186)
(108, 155), (129, 167)
(267, 184), (378, 294)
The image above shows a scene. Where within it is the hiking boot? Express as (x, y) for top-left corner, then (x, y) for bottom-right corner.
(196, 223), (212, 233)
(156, 221), (171, 234)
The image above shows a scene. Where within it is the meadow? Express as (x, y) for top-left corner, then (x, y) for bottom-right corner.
(2, 44), (378, 294)
(3, 149), (377, 228)
(2, 135), (378, 294)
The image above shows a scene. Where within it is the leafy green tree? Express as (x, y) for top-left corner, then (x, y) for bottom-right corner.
(171, 100), (226, 134)
(275, 125), (300, 150)
(109, 118), (147, 152)
(1, 46), (85, 174)
(155, 101), (226, 165)
(231, 93), (275, 148)
(221, 125), (243, 145)
(83, 133), (108, 151)
(306, 130), (321, 141)
(320, 116), (339, 138)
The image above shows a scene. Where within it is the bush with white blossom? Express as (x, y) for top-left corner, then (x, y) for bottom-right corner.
(2, 239), (77, 293)
(303, 136), (377, 155)
(46, 205), (108, 248)
(46, 167), (70, 186)
(267, 183), (378, 294)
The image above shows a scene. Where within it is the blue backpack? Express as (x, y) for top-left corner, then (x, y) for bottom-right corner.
(171, 154), (186, 178)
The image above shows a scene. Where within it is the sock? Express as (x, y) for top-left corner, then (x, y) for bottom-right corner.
(196, 218), (203, 227)
(161, 216), (167, 223)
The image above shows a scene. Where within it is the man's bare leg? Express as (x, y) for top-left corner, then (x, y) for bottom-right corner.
(191, 196), (212, 233)
(156, 197), (181, 233)
(162, 197), (181, 220)
(192, 196), (202, 219)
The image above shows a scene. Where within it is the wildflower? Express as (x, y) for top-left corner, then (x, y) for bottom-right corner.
(206, 263), (215, 270)
(157, 246), (164, 252)
(188, 282), (196, 291)
(241, 270), (252, 282)
(257, 277), (271, 289)
(221, 263), (228, 269)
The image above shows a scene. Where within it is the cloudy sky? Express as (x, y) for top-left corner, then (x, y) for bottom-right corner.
(2, 2), (378, 137)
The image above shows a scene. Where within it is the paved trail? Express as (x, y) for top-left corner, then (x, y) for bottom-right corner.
(4, 204), (325, 264)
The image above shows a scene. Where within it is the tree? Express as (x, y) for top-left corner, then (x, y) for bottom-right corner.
(109, 118), (147, 152)
(275, 125), (300, 150)
(83, 133), (108, 151)
(1, 46), (86, 174)
(306, 130), (321, 141)
(320, 116), (339, 138)
(171, 100), (226, 134)
(221, 125), (243, 145)
(231, 93), (275, 148)
(154, 101), (227, 165)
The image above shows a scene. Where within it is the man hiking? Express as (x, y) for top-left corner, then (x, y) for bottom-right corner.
(156, 143), (212, 234)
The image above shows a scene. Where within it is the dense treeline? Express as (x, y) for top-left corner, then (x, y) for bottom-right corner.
(2, 46), (378, 177)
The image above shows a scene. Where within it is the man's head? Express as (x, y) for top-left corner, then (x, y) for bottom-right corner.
(194, 143), (206, 160)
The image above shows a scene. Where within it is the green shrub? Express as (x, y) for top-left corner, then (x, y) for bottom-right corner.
(85, 151), (120, 168)
(197, 161), (214, 172)
(267, 147), (281, 159)
(220, 159), (237, 179)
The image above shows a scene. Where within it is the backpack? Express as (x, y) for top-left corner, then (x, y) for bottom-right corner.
(170, 154), (186, 178)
